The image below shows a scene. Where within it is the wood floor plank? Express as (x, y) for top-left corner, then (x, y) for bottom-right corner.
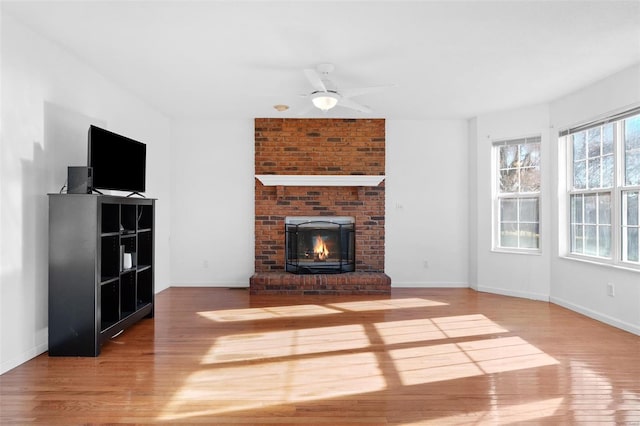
(1, 287), (639, 424)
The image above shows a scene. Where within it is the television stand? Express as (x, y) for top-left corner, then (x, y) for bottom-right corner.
(126, 191), (146, 198)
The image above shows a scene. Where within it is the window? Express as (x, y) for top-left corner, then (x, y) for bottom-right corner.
(564, 109), (640, 268)
(493, 136), (541, 252)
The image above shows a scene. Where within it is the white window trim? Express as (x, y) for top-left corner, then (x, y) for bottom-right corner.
(562, 108), (640, 272)
(491, 135), (542, 255)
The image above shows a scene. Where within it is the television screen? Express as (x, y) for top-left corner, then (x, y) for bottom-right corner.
(88, 125), (146, 193)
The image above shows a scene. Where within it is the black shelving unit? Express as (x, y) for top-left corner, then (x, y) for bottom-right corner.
(48, 194), (155, 356)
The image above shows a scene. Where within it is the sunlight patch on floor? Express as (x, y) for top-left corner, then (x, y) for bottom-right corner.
(390, 336), (559, 386)
(432, 314), (510, 338)
(197, 304), (341, 322)
(374, 318), (448, 344)
(329, 297), (448, 312)
(201, 324), (369, 364)
(162, 304), (563, 422)
(374, 314), (509, 345)
(158, 352), (386, 421)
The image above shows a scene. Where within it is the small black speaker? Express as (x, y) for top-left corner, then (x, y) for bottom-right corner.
(67, 166), (93, 194)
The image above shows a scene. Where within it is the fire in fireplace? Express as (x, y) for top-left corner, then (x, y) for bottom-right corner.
(285, 216), (355, 274)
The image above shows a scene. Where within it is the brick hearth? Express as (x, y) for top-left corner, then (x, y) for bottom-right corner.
(249, 272), (392, 295)
(252, 118), (391, 295)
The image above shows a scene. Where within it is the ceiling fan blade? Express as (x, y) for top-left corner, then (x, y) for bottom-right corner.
(303, 68), (327, 93)
(340, 84), (397, 99)
(338, 97), (373, 113)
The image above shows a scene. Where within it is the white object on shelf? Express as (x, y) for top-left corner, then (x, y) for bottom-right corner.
(123, 253), (132, 270)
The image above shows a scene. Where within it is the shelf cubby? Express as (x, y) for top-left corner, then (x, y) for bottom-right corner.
(101, 281), (120, 331)
(121, 204), (137, 233)
(137, 230), (152, 267)
(138, 204), (153, 230)
(120, 271), (136, 318)
(101, 203), (120, 235)
(137, 268), (153, 309)
(101, 235), (120, 281)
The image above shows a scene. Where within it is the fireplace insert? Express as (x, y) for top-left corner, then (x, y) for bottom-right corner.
(285, 216), (355, 274)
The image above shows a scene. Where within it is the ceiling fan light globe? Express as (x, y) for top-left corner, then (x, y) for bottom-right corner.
(311, 92), (339, 111)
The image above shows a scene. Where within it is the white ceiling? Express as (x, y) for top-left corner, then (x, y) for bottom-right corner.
(3, 0), (640, 120)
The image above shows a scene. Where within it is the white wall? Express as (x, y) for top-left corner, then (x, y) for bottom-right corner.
(468, 64), (640, 334)
(170, 120), (254, 286)
(0, 13), (173, 374)
(385, 120), (469, 287)
(471, 104), (552, 301)
(549, 64), (640, 335)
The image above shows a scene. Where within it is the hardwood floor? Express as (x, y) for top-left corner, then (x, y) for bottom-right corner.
(1, 287), (639, 424)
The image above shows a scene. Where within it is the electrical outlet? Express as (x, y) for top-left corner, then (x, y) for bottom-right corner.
(203, 260), (209, 269)
(423, 260), (429, 269)
(607, 282), (615, 297)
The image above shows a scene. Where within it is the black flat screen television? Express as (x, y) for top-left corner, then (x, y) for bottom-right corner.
(88, 125), (146, 194)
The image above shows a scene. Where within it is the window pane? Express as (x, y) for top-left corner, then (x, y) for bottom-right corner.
(500, 199), (517, 221)
(626, 115), (640, 186)
(622, 191), (639, 263)
(520, 223), (539, 249)
(625, 115), (640, 151)
(520, 143), (540, 167)
(571, 195), (583, 224)
(587, 128), (601, 157)
(602, 155), (614, 188)
(584, 194), (597, 224)
(584, 225), (598, 256)
(599, 193), (611, 225)
(588, 158), (601, 188)
(527, 143), (541, 167)
(625, 191), (639, 226)
(599, 225), (611, 257)
(519, 198), (539, 222)
(625, 152), (640, 186)
(571, 224), (583, 253)
(500, 145), (518, 168)
(603, 123), (614, 155)
(500, 169), (518, 192)
(573, 132), (586, 161)
(520, 167), (540, 192)
(626, 228), (639, 262)
(573, 160), (586, 189)
(500, 222), (518, 248)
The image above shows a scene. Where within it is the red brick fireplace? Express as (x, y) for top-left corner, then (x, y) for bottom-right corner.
(250, 118), (391, 295)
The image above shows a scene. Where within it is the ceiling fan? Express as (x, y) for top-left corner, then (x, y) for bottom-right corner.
(301, 63), (395, 114)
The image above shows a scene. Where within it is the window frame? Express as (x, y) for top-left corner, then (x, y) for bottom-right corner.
(492, 135), (542, 255)
(563, 109), (640, 270)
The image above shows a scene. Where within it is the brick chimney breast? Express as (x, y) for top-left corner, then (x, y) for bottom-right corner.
(252, 118), (389, 294)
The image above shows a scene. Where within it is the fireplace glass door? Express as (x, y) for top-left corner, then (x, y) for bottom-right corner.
(285, 218), (355, 274)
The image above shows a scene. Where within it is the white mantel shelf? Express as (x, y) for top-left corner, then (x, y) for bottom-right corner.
(255, 175), (385, 187)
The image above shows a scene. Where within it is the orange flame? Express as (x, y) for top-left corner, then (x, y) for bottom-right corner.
(313, 235), (329, 260)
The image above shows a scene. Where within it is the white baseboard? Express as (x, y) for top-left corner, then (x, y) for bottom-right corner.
(1, 341), (48, 375)
(477, 285), (550, 302)
(550, 296), (640, 336)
